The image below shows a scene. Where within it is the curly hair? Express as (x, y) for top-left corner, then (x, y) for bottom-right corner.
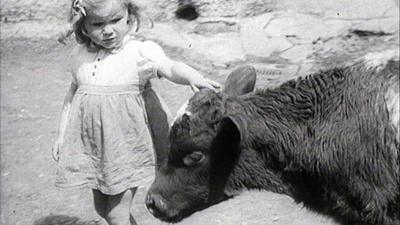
(58, 0), (142, 46)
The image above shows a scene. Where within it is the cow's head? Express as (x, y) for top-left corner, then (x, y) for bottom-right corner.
(145, 66), (256, 222)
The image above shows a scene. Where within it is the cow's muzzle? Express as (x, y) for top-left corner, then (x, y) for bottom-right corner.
(145, 192), (180, 222)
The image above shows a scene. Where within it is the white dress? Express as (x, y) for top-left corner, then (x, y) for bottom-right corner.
(56, 35), (171, 195)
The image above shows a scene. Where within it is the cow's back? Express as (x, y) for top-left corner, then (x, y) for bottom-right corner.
(308, 62), (399, 223)
(249, 60), (400, 225)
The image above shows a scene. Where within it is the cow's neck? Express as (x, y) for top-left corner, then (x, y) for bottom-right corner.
(224, 95), (303, 166)
(224, 147), (292, 196)
(221, 97), (297, 196)
(221, 72), (349, 196)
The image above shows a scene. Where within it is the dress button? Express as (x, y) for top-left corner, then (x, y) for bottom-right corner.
(97, 58), (100, 61)
(92, 72), (95, 76)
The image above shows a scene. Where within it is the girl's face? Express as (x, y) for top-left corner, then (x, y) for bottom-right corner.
(83, 1), (130, 50)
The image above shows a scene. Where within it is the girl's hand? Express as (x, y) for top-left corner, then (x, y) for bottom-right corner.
(190, 78), (221, 92)
(52, 137), (63, 162)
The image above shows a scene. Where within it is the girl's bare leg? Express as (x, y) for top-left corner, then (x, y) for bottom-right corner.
(105, 188), (137, 225)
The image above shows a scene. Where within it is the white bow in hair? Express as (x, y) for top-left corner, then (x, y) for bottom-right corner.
(73, 0), (87, 16)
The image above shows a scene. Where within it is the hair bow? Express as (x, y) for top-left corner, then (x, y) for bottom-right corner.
(72, 0), (87, 16)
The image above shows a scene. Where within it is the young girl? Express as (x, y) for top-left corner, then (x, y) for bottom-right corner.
(52, 0), (220, 224)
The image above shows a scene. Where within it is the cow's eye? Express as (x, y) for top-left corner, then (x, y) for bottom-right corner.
(183, 151), (205, 167)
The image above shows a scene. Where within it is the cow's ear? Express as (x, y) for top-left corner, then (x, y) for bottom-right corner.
(218, 115), (248, 146)
(141, 81), (170, 170)
(210, 114), (248, 163)
(223, 65), (256, 96)
(208, 114), (247, 202)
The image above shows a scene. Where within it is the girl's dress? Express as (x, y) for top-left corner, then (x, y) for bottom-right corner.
(56, 36), (170, 195)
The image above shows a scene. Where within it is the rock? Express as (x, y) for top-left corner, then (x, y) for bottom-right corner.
(322, 19), (354, 37)
(175, 191), (338, 225)
(240, 13), (294, 57)
(280, 45), (314, 63)
(276, 0), (398, 19)
(193, 0), (276, 18)
(251, 63), (300, 88)
(351, 17), (400, 35)
(239, 11), (366, 58)
(262, 11), (350, 41)
(139, 23), (192, 49)
(188, 33), (245, 64)
(140, 23), (245, 65)
(194, 17), (239, 34)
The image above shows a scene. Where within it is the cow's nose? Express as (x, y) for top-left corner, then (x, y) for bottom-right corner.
(145, 193), (168, 217)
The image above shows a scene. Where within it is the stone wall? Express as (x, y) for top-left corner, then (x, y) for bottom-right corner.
(0, 0), (277, 23)
(2, 0), (399, 23)
(1, 0), (398, 36)
(1, 0), (398, 79)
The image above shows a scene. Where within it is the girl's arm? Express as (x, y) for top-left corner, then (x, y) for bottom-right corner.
(57, 82), (77, 138)
(158, 59), (221, 91)
(52, 82), (78, 161)
(139, 41), (220, 91)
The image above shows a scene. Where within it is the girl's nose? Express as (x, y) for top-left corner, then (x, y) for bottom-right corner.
(102, 25), (113, 36)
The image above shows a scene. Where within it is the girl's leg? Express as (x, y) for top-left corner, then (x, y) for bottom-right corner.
(105, 187), (138, 225)
(92, 189), (108, 219)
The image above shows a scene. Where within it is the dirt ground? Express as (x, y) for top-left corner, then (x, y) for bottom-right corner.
(1, 30), (399, 225)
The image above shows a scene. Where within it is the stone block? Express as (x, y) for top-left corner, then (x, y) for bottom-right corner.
(241, 14), (294, 57)
(280, 45), (314, 63)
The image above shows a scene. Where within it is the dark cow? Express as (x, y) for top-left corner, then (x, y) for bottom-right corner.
(146, 52), (400, 225)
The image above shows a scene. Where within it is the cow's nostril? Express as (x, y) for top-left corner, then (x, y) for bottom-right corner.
(145, 194), (156, 214)
(145, 193), (169, 217)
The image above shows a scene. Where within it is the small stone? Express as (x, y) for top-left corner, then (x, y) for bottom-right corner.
(272, 216), (279, 221)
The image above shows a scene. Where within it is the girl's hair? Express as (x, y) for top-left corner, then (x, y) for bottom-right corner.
(58, 0), (142, 46)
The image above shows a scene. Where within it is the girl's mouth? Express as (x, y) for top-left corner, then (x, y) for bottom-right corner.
(103, 37), (116, 43)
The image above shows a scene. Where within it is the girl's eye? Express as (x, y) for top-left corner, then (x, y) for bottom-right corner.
(111, 18), (122, 23)
(92, 22), (104, 27)
(183, 151), (205, 167)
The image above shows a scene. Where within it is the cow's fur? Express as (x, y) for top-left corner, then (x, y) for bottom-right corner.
(147, 56), (400, 225)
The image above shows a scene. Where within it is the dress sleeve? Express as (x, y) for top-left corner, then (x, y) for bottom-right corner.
(138, 41), (170, 79)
